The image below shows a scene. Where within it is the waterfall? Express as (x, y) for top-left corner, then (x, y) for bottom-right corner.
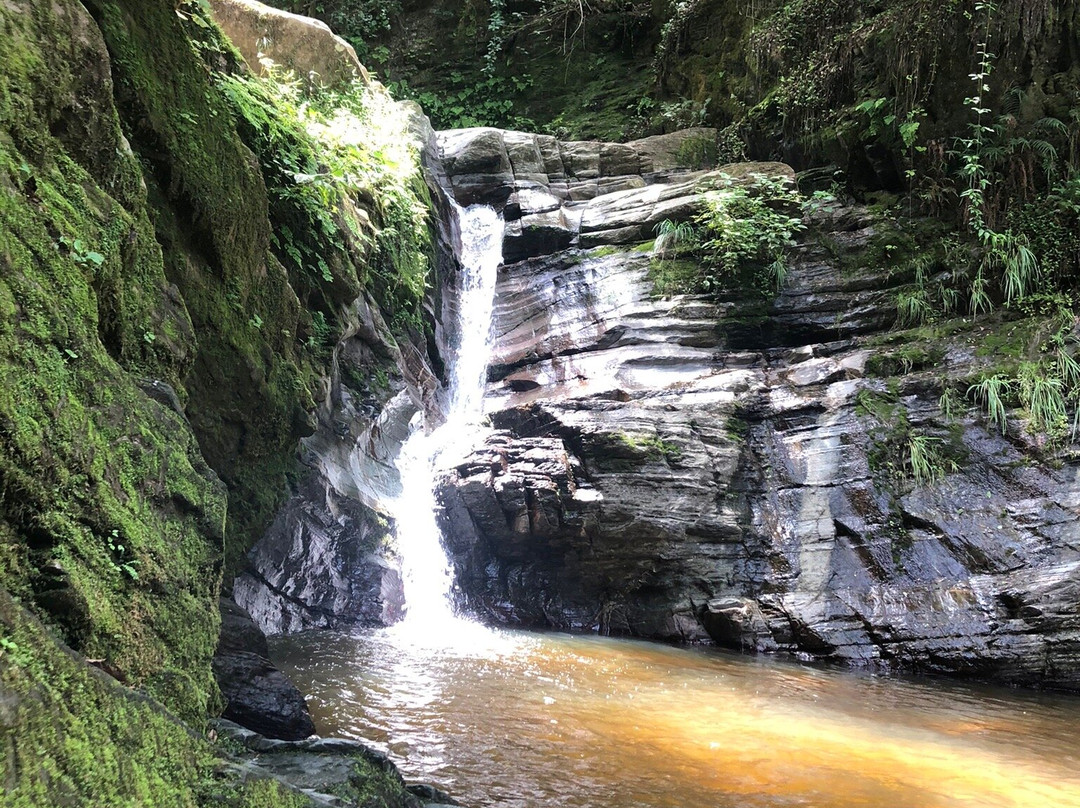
(390, 204), (502, 635)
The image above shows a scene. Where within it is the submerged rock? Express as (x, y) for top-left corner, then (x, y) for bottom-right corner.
(213, 719), (433, 807)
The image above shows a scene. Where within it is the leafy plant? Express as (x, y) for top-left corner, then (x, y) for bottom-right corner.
(653, 218), (697, 260)
(388, 73), (535, 131)
(60, 236), (105, 268)
(1018, 361), (1067, 436)
(896, 289), (933, 327)
(906, 434), (953, 487)
(938, 387), (963, 421)
(695, 173), (806, 295)
(106, 529), (139, 581)
(967, 374), (1012, 435)
(307, 310), (333, 349)
(218, 63), (432, 331)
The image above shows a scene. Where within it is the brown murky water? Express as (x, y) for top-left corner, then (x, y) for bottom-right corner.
(271, 625), (1080, 808)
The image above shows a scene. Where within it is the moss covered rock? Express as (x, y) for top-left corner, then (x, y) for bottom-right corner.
(0, 0), (228, 722)
(0, 0), (438, 802)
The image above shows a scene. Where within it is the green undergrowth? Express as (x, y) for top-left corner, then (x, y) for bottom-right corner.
(215, 63), (432, 334)
(649, 172), (808, 299)
(1, 0), (436, 775)
(268, 0), (658, 139)
(0, 589), (361, 808)
(78, 0), (434, 576)
(855, 386), (963, 490)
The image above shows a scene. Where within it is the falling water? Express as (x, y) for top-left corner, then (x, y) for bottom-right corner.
(277, 204), (1080, 808)
(389, 204), (502, 637)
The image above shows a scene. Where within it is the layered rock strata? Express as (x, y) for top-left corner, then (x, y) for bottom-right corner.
(433, 127), (1080, 689)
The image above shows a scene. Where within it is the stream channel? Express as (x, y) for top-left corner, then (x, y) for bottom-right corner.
(273, 204), (1080, 808)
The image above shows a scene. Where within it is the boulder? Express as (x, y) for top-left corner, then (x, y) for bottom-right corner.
(233, 473), (405, 636)
(212, 599), (316, 740)
(627, 127), (718, 173)
(212, 719), (426, 807)
(208, 0), (368, 87)
(438, 128), (515, 207)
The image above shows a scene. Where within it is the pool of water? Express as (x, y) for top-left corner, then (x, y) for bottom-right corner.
(271, 624), (1080, 808)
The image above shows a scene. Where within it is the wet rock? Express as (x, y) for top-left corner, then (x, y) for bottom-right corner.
(503, 209), (576, 263)
(407, 784), (461, 805)
(233, 474), (404, 636)
(434, 126), (735, 259)
(213, 598), (316, 740)
(438, 128), (515, 207)
(136, 378), (185, 416)
(433, 136), (1080, 688)
(702, 598), (779, 652)
(213, 719), (428, 808)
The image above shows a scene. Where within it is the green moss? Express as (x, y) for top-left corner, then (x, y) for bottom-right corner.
(725, 414), (749, 444)
(0, 589), (218, 807)
(326, 758), (414, 807)
(0, 0), (230, 721)
(865, 344), (944, 377)
(0, 589), (368, 808)
(75, 0), (329, 570)
(225, 780), (313, 808)
(974, 317), (1041, 360)
(587, 430), (682, 470)
(587, 245), (628, 259)
(0, 4), (436, 803)
(648, 257), (700, 297)
(80, 2), (436, 572)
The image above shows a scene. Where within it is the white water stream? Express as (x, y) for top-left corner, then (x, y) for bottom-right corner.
(388, 204), (502, 640)
(275, 200), (1080, 808)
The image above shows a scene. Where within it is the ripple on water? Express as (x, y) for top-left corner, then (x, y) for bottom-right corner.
(270, 627), (1080, 808)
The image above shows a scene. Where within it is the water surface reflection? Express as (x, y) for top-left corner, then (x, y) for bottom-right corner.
(271, 628), (1080, 808)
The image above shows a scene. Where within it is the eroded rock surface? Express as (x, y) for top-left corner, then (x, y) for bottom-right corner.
(234, 467), (406, 636)
(437, 127), (778, 262)
(434, 130), (1080, 688)
(213, 719), (433, 807)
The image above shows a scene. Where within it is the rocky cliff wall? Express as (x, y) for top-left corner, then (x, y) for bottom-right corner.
(0, 0), (446, 803)
(433, 127), (1080, 689)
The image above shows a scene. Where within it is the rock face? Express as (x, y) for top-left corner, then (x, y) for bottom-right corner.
(234, 473), (405, 635)
(212, 719), (430, 807)
(208, 0), (369, 88)
(433, 129), (1080, 689)
(438, 127), (788, 263)
(231, 105), (455, 638)
(213, 599), (317, 740)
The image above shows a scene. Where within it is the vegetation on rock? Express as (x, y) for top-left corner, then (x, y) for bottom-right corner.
(0, 0), (432, 803)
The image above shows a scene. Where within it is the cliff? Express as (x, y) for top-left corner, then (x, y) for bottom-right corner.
(0, 0), (441, 803)
(432, 126), (1080, 689)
